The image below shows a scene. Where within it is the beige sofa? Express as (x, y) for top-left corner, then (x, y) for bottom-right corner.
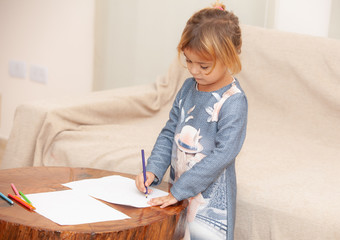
(2, 25), (340, 239)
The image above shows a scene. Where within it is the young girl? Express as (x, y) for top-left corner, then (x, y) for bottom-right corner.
(135, 2), (247, 239)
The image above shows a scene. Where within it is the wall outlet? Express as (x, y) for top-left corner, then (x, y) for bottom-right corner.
(9, 61), (26, 78)
(30, 65), (48, 84)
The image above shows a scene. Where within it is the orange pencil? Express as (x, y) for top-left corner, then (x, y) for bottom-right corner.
(8, 193), (36, 211)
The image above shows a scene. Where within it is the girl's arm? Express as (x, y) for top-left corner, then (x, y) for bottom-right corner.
(170, 94), (248, 201)
(145, 81), (186, 185)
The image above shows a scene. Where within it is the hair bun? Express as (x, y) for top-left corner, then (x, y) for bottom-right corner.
(212, 1), (226, 11)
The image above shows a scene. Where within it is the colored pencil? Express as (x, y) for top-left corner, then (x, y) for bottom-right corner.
(0, 192), (14, 205)
(10, 183), (20, 196)
(8, 193), (35, 211)
(141, 149), (148, 198)
(19, 191), (32, 204)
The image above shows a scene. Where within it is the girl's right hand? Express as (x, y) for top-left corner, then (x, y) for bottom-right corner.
(135, 171), (155, 195)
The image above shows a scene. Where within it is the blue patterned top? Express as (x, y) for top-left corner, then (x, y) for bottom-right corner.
(146, 77), (248, 240)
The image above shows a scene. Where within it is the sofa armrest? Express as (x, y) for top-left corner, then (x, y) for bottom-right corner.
(1, 102), (52, 168)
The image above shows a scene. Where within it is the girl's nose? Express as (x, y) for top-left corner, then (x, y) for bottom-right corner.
(190, 65), (200, 75)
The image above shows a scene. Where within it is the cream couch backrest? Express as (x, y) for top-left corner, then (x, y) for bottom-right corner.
(238, 25), (340, 151)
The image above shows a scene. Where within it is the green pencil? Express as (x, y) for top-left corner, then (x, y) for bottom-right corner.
(19, 191), (32, 204)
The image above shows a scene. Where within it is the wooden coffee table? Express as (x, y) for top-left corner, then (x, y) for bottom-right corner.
(0, 167), (187, 240)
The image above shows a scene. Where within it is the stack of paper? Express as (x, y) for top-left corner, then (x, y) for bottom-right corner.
(26, 175), (169, 225)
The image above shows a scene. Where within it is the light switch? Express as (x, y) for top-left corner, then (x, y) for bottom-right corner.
(30, 65), (48, 84)
(9, 61), (26, 78)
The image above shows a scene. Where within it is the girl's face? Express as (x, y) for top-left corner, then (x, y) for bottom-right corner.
(184, 48), (233, 92)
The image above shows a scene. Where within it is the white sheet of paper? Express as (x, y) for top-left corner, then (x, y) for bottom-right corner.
(62, 175), (169, 208)
(26, 190), (130, 225)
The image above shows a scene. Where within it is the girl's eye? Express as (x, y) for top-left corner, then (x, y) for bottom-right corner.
(185, 59), (192, 64)
(201, 66), (209, 70)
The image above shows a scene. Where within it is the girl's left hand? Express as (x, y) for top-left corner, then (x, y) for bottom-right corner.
(148, 193), (178, 208)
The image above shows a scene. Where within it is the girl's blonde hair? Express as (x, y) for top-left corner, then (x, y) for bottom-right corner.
(177, 2), (242, 74)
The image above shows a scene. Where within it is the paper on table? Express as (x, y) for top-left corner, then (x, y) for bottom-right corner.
(62, 175), (169, 208)
(26, 190), (130, 225)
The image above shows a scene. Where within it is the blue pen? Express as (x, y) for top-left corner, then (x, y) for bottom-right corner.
(0, 191), (14, 205)
(141, 149), (148, 198)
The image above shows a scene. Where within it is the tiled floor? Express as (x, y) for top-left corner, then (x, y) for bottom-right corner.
(0, 139), (7, 166)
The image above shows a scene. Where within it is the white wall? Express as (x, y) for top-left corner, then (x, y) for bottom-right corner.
(93, 0), (339, 91)
(274, 0), (332, 37)
(94, 0), (207, 90)
(329, 0), (340, 39)
(0, 0), (94, 138)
